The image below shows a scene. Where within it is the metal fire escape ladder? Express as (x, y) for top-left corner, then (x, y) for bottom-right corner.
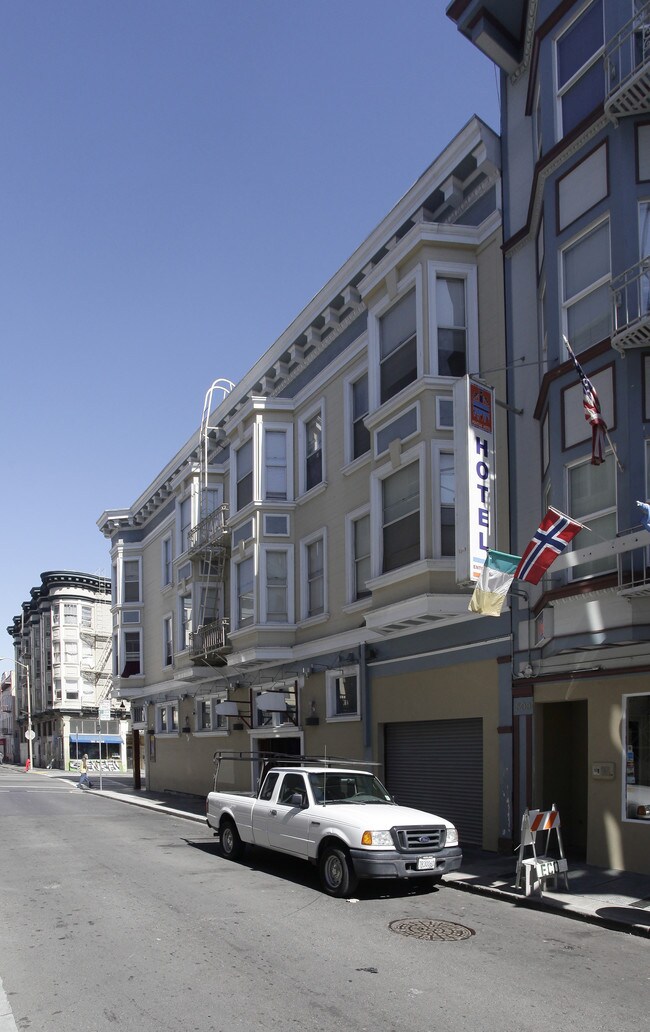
(191, 379), (234, 661)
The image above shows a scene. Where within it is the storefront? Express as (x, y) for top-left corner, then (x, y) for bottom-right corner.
(68, 733), (125, 772)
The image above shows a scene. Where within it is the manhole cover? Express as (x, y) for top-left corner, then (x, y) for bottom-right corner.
(389, 918), (475, 941)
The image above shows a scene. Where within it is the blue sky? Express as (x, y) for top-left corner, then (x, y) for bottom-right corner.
(0, 1), (499, 649)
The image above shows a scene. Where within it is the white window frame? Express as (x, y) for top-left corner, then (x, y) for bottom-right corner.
(325, 665), (361, 721)
(155, 702), (179, 735)
(343, 362), (371, 466)
(560, 215), (611, 354)
(122, 557), (142, 604)
(233, 554), (255, 630)
(260, 545), (294, 624)
(371, 445), (425, 579)
(300, 528), (327, 623)
(432, 442), (456, 561)
(435, 395), (454, 430)
(195, 695), (229, 734)
(262, 424), (293, 502)
(345, 505), (371, 605)
(427, 261), (478, 378)
(178, 593), (193, 652)
(163, 614), (173, 668)
(64, 640), (78, 662)
(298, 400), (326, 496)
(178, 495), (193, 556)
(162, 535), (173, 588)
(368, 267), (423, 410)
(233, 433), (255, 514)
(81, 606), (92, 629)
(122, 628), (142, 676)
(554, 0), (604, 141)
(63, 603), (77, 626)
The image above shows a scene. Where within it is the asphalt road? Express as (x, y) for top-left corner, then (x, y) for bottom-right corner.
(0, 768), (648, 1032)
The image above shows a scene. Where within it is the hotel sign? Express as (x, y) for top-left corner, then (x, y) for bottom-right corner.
(453, 376), (496, 584)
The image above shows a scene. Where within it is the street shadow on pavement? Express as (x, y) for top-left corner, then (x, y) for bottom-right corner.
(596, 905), (650, 927)
(184, 837), (443, 899)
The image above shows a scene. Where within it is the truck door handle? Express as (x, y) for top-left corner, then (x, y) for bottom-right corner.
(310, 821), (320, 826)
(270, 809), (277, 816)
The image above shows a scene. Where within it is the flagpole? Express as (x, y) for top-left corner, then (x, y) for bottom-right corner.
(562, 336), (624, 473)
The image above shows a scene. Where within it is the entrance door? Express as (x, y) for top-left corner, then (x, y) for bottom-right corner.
(540, 700), (588, 859)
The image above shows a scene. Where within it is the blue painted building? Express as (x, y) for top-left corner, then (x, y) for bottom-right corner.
(449, 0), (650, 872)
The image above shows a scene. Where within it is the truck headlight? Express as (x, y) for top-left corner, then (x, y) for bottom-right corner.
(446, 827), (459, 847)
(361, 830), (393, 847)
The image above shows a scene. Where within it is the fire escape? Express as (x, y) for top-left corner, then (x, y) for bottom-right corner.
(188, 379), (233, 665)
(80, 627), (113, 704)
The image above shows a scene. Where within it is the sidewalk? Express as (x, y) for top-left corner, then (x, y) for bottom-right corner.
(30, 767), (650, 937)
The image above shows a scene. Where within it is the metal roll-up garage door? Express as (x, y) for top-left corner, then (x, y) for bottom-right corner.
(384, 718), (483, 846)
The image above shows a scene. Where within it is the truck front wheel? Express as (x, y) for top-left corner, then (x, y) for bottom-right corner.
(319, 845), (358, 898)
(219, 818), (245, 861)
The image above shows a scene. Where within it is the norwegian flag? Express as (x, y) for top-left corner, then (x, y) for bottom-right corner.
(564, 337), (607, 465)
(514, 507), (584, 585)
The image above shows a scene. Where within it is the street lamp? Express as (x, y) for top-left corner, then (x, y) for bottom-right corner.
(0, 657), (32, 770)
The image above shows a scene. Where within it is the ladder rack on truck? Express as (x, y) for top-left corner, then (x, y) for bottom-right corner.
(211, 750), (378, 793)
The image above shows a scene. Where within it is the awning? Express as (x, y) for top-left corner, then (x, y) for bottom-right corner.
(70, 734), (123, 744)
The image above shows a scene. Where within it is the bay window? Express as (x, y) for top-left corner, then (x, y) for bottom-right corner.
(556, 0), (604, 139)
(562, 219), (610, 354)
(236, 439), (254, 511)
(380, 289), (417, 403)
(568, 455), (616, 579)
(237, 557), (254, 628)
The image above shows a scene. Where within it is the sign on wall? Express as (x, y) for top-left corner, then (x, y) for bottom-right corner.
(453, 376), (496, 584)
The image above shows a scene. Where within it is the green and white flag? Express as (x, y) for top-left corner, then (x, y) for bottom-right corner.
(468, 550), (521, 617)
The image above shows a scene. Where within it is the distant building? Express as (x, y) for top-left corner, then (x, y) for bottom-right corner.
(0, 669), (14, 763)
(7, 571), (126, 771)
(99, 116), (514, 852)
(449, 0), (650, 874)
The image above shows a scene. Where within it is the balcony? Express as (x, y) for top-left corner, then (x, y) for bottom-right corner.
(610, 260), (650, 351)
(189, 619), (230, 663)
(618, 541), (650, 596)
(605, 3), (650, 121)
(187, 504), (230, 559)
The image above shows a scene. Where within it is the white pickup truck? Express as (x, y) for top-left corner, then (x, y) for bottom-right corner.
(206, 756), (462, 897)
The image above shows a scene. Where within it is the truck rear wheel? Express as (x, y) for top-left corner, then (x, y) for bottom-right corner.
(219, 818), (245, 861)
(319, 844), (358, 898)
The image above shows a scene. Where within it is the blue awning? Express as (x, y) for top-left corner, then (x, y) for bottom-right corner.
(71, 734), (123, 744)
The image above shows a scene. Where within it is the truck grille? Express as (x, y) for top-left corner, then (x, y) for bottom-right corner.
(392, 825), (445, 852)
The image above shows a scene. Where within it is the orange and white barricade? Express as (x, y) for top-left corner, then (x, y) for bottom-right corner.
(515, 805), (569, 896)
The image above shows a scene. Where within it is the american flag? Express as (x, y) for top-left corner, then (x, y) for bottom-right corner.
(514, 507), (584, 585)
(564, 337), (607, 465)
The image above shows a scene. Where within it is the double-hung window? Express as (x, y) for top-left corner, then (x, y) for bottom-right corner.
(179, 594), (192, 651)
(382, 461), (420, 573)
(264, 429), (288, 501)
(436, 277), (467, 377)
(63, 603), (77, 626)
(163, 616), (173, 667)
(556, 0), (604, 139)
(162, 536), (172, 587)
(179, 497), (192, 555)
(562, 219), (610, 354)
(438, 451), (456, 557)
(568, 456), (616, 579)
(303, 535), (325, 619)
(237, 557), (254, 628)
(352, 512), (370, 601)
(264, 548), (289, 623)
(122, 631), (141, 676)
(305, 413), (323, 490)
(351, 373), (370, 459)
(379, 289), (417, 403)
(157, 702), (178, 734)
(123, 560), (141, 603)
(236, 439), (254, 511)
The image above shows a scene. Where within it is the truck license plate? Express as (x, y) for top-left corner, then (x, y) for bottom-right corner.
(417, 857), (437, 871)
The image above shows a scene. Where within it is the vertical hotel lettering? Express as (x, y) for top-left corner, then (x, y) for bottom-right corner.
(452, 376), (496, 585)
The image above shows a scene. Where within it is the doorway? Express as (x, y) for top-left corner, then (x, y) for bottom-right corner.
(540, 700), (588, 859)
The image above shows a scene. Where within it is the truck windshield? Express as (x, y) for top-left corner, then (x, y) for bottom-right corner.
(307, 772), (392, 804)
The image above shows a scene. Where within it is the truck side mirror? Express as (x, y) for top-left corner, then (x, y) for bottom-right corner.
(290, 791), (306, 808)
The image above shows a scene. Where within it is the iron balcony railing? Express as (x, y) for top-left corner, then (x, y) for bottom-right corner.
(188, 504), (230, 555)
(618, 529), (650, 595)
(605, 1), (650, 119)
(611, 259), (650, 350)
(189, 619), (230, 660)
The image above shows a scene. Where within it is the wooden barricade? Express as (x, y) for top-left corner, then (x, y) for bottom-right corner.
(515, 805), (569, 896)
